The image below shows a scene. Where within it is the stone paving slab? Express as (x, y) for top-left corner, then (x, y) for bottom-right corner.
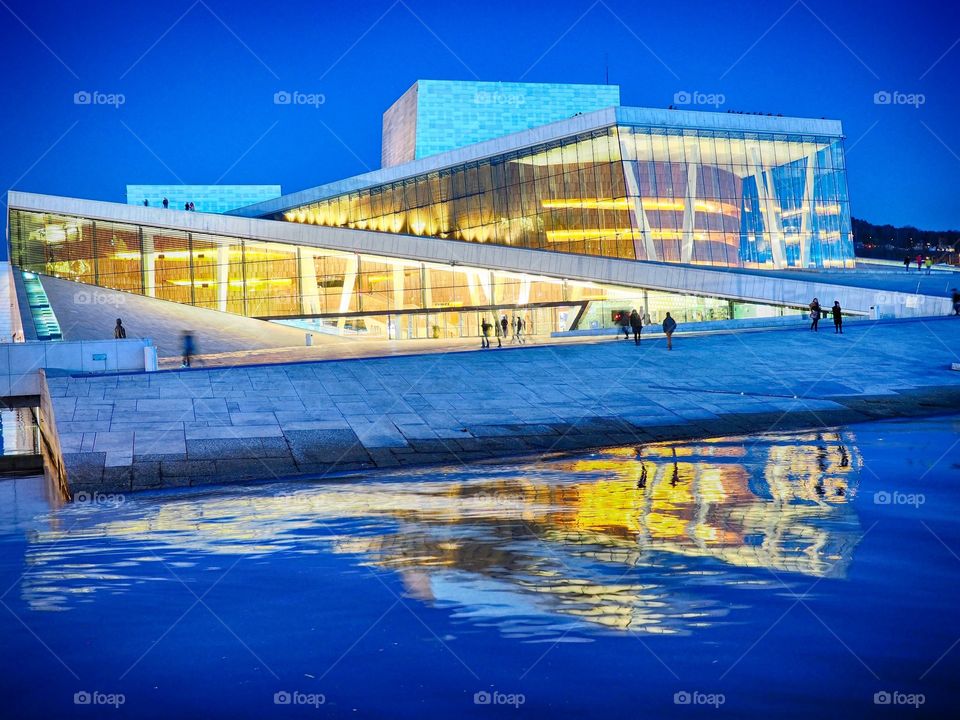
(43, 318), (960, 496)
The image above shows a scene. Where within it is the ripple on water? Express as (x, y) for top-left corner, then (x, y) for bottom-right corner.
(13, 430), (864, 640)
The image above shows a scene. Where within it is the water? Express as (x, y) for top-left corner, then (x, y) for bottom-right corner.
(1, 416), (958, 718)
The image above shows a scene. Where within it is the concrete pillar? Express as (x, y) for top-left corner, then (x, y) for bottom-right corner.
(300, 248), (321, 315)
(217, 245), (229, 312)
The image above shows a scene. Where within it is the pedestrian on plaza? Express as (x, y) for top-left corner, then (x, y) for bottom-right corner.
(618, 310), (630, 340)
(951, 288), (960, 316)
(143, 198), (149, 207)
(189, 201), (196, 212)
(809, 298), (821, 332)
(629, 309), (642, 345)
(500, 314), (508, 341)
(493, 316), (502, 348)
(511, 315), (518, 343)
(517, 316), (525, 344)
(184, 202), (190, 211)
(114, 318), (126, 339)
(903, 255), (911, 272)
(480, 318), (492, 348)
(662, 312), (677, 350)
(642, 310), (651, 327)
(162, 197), (169, 209)
(831, 301), (843, 334)
(916, 254), (923, 271)
(181, 331), (196, 368)
(924, 257), (934, 274)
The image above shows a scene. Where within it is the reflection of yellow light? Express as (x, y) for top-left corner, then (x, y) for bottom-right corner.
(542, 198), (633, 210)
(545, 229), (636, 241)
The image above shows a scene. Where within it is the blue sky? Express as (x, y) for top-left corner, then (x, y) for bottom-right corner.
(0, 0), (957, 230)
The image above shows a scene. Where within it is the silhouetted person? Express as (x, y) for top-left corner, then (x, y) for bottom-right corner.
(181, 331), (195, 368)
(189, 201), (195, 212)
(500, 315), (508, 340)
(629, 309), (642, 345)
(832, 301), (843, 334)
(143, 198), (149, 207)
(480, 318), (491, 349)
(184, 202), (190, 211)
(662, 312), (677, 350)
(162, 197), (169, 209)
(952, 288), (960, 316)
(809, 298), (821, 332)
(619, 310), (630, 340)
(916, 254), (923, 271)
(903, 255), (911, 272)
(114, 318), (126, 339)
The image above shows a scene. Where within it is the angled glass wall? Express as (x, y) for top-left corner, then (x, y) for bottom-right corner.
(8, 208), (812, 341)
(275, 124), (853, 270)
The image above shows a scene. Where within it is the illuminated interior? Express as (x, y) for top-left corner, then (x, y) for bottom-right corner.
(272, 125), (854, 270)
(8, 208), (810, 339)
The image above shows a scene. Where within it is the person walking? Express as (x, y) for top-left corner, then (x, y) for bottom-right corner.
(181, 331), (195, 368)
(516, 316), (525, 344)
(619, 310), (631, 340)
(511, 315), (518, 343)
(143, 198), (149, 207)
(951, 288), (960, 316)
(629, 309), (642, 345)
(162, 197), (169, 209)
(831, 301), (843, 334)
(480, 318), (491, 349)
(500, 314), (508, 342)
(662, 312), (677, 350)
(114, 318), (126, 339)
(915, 253), (923, 271)
(924, 257), (934, 274)
(493, 316), (502, 348)
(903, 255), (911, 272)
(809, 298), (821, 332)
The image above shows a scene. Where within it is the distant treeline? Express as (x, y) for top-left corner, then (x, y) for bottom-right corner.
(853, 217), (959, 263)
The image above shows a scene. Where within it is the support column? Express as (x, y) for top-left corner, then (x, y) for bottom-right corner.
(299, 248), (321, 315)
(142, 229), (156, 298)
(392, 265), (405, 312)
(337, 255), (358, 333)
(799, 155), (816, 268)
(680, 144), (700, 264)
(750, 146), (786, 268)
(622, 161), (659, 261)
(217, 245), (229, 312)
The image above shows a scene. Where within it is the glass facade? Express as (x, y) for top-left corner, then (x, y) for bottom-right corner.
(279, 124), (853, 270)
(8, 208), (805, 339)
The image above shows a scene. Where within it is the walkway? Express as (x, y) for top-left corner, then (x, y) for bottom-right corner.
(43, 317), (960, 495)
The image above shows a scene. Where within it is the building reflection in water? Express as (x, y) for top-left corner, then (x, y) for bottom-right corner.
(20, 430), (862, 638)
